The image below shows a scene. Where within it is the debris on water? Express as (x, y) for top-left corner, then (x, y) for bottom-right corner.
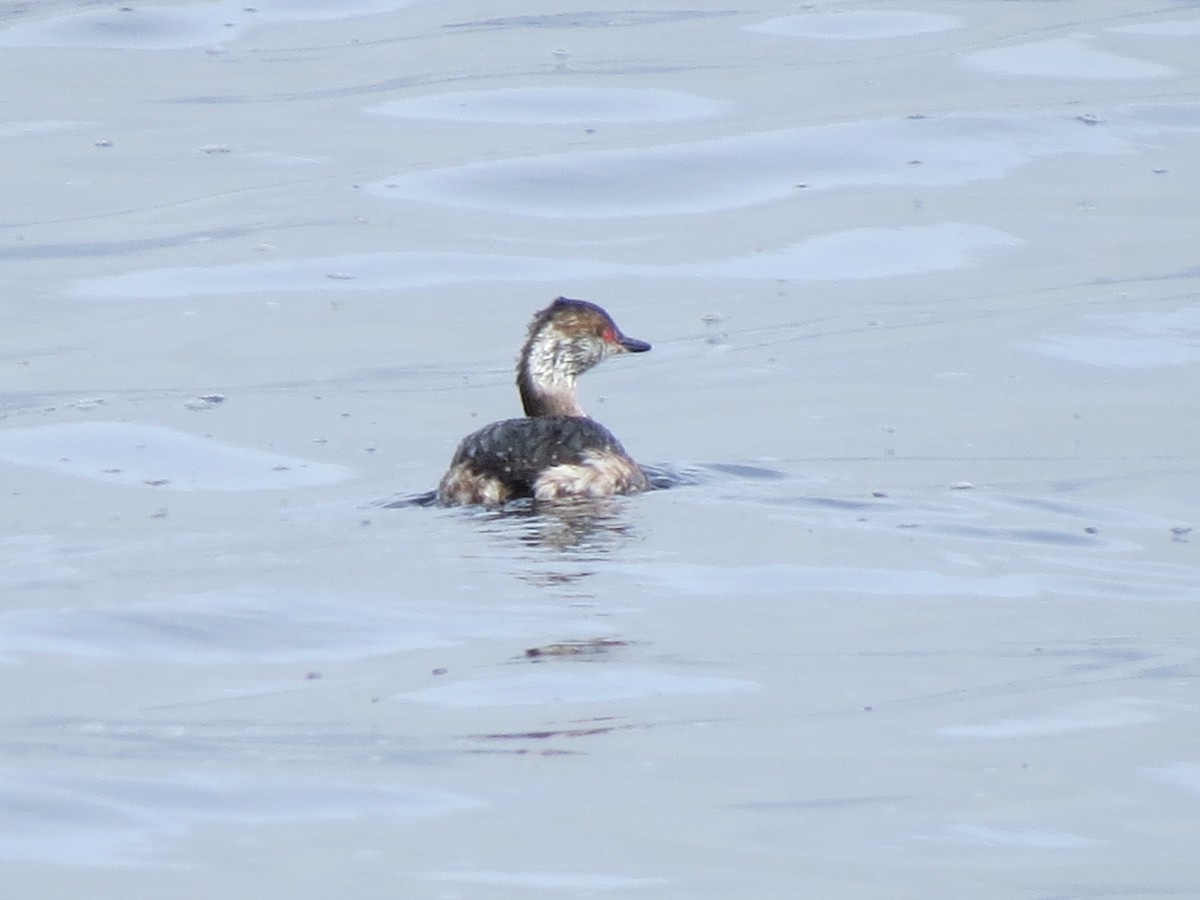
(184, 394), (225, 411)
(1170, 526), (1191, 542)
(949, 481), (975, 490)
(470, 717), (629, 742)
(524, 638), (628, 659)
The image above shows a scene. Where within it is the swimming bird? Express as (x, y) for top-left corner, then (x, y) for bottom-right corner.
(437, 297), (650, 506)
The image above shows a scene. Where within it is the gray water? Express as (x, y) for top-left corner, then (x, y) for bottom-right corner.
(2, 1), (1198, 897)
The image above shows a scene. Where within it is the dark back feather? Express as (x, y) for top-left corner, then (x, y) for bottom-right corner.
(450, 415), (631, 495)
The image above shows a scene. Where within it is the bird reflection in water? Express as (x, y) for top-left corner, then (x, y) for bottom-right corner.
(379, 488), (638, 563)
(477, 495), (637, 556)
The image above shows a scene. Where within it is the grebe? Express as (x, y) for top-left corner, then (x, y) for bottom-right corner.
(437, 297), (651, 506)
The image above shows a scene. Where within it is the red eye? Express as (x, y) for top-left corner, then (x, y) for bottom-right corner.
(602, 327), (616, 342)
